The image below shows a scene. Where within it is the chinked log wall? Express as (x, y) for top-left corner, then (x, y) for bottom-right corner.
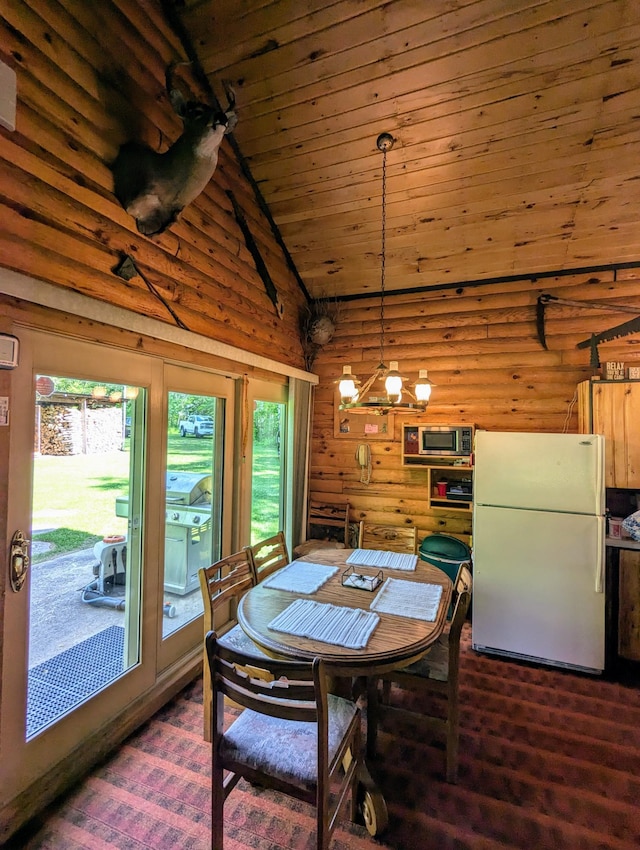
(310, 269), (640, 545)
(0, 0), (306, 368)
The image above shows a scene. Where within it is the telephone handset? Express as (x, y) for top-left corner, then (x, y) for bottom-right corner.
(356, 443), (370, 467)
(356, 443), (371, 484)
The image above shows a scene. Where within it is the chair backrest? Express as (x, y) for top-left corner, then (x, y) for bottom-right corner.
(358, 521), (418, 553)
(247, 531), (290, 583)
(199, 549), (255, 633)
(206, 630), (325, 724)
(307, 500), (349, 544)
(447, 562), (473, 672)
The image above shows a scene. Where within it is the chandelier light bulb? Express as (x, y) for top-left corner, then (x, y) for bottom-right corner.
(414, 369), (433, 402)
(385, 361), (403, 400)
(339, 365), (358, 403)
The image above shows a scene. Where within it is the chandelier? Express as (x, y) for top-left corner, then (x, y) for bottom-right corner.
(338, 132), (433, 415)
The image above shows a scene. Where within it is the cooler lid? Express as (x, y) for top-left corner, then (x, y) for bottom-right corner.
(419, 533), (470, 561)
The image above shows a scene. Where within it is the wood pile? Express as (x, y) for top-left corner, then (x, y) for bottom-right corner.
(38, 404), (122, 455)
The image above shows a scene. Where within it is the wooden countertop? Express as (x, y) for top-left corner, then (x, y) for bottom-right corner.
(606, 536), (640, 551)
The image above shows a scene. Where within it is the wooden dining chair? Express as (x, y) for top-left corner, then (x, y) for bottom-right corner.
(247, 530), (290, 583)
(358, 521), (418, 554)
(293, 500), (350, 557)
(378, 562), (472, 782)
(206, 631), (362, 850)
(198, 550), (269, 742)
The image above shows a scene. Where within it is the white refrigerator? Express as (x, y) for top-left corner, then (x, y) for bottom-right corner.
(472, 430), (606, 674)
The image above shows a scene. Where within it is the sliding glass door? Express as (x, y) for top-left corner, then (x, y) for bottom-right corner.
(27, 378), (146, 738)
(245, 380), (288, 545)
(1, 329), (160, 797)
(251, 398), (286, 542)
(158, 366), (234, 666)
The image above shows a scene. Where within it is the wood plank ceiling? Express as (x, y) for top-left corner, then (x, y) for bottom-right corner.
(171, 0), (640, 301)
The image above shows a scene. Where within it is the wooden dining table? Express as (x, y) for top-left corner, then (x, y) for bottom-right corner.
(236, 546), (453, 836)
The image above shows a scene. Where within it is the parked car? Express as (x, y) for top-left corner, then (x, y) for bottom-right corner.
(178, 414), (214, 437)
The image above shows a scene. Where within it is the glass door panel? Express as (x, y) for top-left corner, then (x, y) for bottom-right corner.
(27, 378), (146, 739)
(162, 384), (228, 640)
(251, 400), (286, 543)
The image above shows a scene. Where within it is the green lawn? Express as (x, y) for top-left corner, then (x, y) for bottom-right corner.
(250, 443), (282, 542)
(32, 435), (282, 561)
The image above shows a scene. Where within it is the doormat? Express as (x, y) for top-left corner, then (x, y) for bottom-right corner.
(27, 625), (125, 739)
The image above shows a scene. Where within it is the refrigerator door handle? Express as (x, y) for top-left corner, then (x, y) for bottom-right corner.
(594, 435), (605, 515)
(595, 518), (604, 594)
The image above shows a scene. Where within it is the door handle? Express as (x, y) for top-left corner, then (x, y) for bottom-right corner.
(10, 529), (30, 592)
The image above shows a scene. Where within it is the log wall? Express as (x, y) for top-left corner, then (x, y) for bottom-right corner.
(310, 269), (640, 544)
(0, 0), (307, 365)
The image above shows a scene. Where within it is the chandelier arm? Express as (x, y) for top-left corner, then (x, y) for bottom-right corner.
(357, 368), (383, 398)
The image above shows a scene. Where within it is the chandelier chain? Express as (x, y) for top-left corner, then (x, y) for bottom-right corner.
(337, 131), (432, 414)
(379, 145), (387, 367)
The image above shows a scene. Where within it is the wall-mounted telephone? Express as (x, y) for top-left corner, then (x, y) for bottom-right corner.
(356, 443), (371, 484)
(356, 443), (370, 467)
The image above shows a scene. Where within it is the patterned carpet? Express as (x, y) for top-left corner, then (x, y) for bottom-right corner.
(9, 625), (640, 850)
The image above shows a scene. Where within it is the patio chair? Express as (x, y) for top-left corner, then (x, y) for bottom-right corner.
(206, 630), (362, 850)
(358, 521), (418, 554)
(198, 550), (269, 742)
(247, 531), (290, 583)
(378, 562), (472, 782)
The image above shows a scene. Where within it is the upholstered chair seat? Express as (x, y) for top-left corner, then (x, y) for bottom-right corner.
(220, 694), (358, 791)
(218, 623), (267, 657)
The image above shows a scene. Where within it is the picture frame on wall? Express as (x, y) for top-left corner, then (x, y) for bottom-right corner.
(333, 390), (396, 440)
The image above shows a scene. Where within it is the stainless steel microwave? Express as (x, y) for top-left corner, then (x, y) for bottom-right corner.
(418, 424), (474, 457)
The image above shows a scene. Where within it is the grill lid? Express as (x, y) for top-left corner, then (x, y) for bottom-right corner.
(165, 471), (212, 505)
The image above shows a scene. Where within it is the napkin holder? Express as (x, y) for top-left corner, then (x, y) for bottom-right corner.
(341, 566), (383, 592)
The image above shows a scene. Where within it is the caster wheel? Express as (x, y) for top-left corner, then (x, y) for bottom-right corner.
(360, 787), (388, 836)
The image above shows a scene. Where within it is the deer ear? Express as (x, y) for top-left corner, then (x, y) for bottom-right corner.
(169, 88), (188, 119)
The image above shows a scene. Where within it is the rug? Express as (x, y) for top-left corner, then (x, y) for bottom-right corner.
(10, 624), (640, 849)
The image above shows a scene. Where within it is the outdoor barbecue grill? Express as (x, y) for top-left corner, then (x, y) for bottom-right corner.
(115, 471), (213, 595)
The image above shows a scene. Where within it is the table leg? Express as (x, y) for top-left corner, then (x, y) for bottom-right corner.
(366, 675), (379, 760)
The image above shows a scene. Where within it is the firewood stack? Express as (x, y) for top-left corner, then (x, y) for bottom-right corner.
(38, 404), (122, 455)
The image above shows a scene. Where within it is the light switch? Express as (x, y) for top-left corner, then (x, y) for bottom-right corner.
(0, 60), (17, 132)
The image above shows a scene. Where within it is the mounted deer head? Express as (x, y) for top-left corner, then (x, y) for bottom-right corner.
(112, 64), (236, 237)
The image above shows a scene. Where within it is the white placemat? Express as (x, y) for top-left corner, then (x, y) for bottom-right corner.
(370, 578), (443, 621)
(262, 561), (339, 594)
(346, 549), (418, 571)
(267, 599), (380, 649)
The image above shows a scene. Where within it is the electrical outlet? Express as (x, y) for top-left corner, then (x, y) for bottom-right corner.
(0, 60), (16, 132)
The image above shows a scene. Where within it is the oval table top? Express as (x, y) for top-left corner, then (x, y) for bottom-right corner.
(237, 548), (453, 676)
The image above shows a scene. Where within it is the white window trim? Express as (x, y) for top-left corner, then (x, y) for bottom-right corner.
(1, 269), (318, 385)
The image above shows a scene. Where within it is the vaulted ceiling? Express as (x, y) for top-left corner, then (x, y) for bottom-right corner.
(171, 0), (640, 301)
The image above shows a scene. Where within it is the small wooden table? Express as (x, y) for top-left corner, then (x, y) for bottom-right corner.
(237, 548), (453, 836)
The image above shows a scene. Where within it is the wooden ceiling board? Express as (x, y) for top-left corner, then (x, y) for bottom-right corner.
(172, 0), (640, 299)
